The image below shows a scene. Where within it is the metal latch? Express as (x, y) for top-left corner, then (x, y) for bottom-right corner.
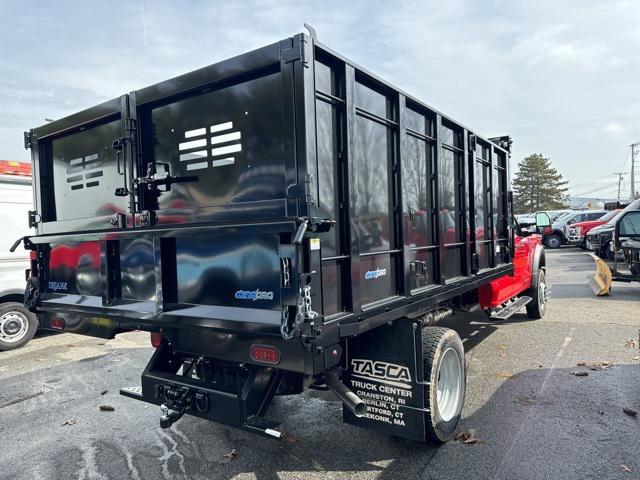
(410, 260), (427, 276)
(135, 162), (198, 194)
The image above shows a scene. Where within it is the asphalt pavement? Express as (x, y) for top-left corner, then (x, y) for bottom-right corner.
(1, 247), (639, 480)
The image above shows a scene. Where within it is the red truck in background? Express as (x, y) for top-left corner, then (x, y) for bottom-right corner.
(568, 209), (622, 249)
(479, 212), (548, 320)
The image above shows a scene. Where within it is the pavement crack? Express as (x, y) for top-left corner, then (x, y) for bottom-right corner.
(0, 391), (44, 409)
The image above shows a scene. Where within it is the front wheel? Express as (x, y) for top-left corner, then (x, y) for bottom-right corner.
(544, 234), (561, 249)
(423, 327), (466, 442)
(0, 302), (38, 351)
(525, 269), (548, 319)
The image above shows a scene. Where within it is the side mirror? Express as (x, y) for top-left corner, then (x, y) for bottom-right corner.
(617, 211), (640, 237)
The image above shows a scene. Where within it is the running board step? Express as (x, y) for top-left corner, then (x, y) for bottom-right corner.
(120, 386), (143, 400)
(489, 296), (532, 320)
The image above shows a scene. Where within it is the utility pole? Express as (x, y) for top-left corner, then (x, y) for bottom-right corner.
(632, 143), (635, 200)
(614, 172), (625, 200)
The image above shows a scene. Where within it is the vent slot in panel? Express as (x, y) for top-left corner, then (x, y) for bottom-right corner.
(51, 118), (127, 222)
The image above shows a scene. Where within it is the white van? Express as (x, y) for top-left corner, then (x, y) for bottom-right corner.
(0, 161), (37, 350)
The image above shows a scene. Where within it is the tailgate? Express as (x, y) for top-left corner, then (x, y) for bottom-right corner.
(35, 223), (298, 337)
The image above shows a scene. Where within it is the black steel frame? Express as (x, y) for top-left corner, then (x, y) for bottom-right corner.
(25, 33), (513, 377)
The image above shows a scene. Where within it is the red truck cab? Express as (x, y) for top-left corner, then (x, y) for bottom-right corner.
(568, 209), (621, 248)
(478, 213), (549, 319)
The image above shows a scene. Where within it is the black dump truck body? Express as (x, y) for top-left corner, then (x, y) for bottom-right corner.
(22, 33), (514, 441)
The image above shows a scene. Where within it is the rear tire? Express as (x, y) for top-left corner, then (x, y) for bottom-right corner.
(0, 302), (38, 351)
(544, 234), (561, 249)
(525, 269), (547, 319)
(422, 327), (466, 443)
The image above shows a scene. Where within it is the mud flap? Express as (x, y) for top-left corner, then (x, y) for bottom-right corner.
(343, 319), (428, 441)
(588, 253), (612, 296)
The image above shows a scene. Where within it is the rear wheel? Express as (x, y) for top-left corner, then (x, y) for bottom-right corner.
(525, 269), (547, 319)
(544, 234), (561, 249)
(422, 327), (466, 442)
(0, 302), (38, 351)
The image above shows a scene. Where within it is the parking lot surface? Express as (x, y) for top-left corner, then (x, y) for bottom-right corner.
(1, 248), (639, 480)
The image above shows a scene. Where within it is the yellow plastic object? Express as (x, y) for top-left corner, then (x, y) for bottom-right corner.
(588, 253), (612, 296)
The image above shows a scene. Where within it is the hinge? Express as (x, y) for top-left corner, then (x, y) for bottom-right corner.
(286, 173), (315, 205)
(28, 210), (41, 228)
(468, 134), (477, 153)
(303, 173), (314, 204)
(281, 35), (309, 67)
(139, 210), (156, 227)
(24, 130), (34, 150)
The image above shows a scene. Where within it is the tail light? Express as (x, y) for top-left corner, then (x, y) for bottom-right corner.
(250, 344), (281, 365)
(50, 317), (66, 330)
(150, 332), (164, 348)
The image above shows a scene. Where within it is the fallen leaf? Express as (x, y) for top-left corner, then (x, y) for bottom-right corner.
(571, 371), (589, 377)
(455, 431), (481, 444)
(589, 361), (613, 370)
(65, 344), (75, 348)
(621, 464), (632, 473)
(224, 449), (237, 460)
(623, 407), (638, 417)
(576, 361), (586, 367)
(62, 419), (77, 426)
(625, 339), (636, 348)
(491, 371), (513, 379)
(100, 390), (108, 395)
(633, 356), (640, 361)
(99, 405), (115, 412)
(282, 432), (297, 444)
(97, 342), (106, 346)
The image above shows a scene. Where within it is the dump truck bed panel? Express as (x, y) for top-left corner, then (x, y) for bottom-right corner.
(26, 33), (513, 376)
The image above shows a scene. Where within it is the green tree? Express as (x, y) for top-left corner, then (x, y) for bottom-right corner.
(513, 154), (569, 214)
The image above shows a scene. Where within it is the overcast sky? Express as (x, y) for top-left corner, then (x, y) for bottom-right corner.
(1, 0), (638, 198)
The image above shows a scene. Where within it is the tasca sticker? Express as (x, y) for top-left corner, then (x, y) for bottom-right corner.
(235, 289), (274, 302)
(364, 268), (387, 280)
(48, 281), (68, 291)
(350, 359), (411, 389)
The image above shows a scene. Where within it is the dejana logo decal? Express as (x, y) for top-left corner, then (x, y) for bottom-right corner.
(365, 268), (387, 280)
(235, 289), (274, 301)
(48, 281), (68, 291)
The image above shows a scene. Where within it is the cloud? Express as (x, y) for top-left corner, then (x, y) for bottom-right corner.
(0, 0), (638, 188)
(603, 122), (627, 135)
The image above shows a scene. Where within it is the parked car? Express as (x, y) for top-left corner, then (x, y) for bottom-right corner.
(0, 160), (38, 351)
(588, 199), (640, 295)
(543, 210), (607, 249)
(568, 209), (622, 249)
(586, 221), (617, 259)
(610, 198), (640, 274)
